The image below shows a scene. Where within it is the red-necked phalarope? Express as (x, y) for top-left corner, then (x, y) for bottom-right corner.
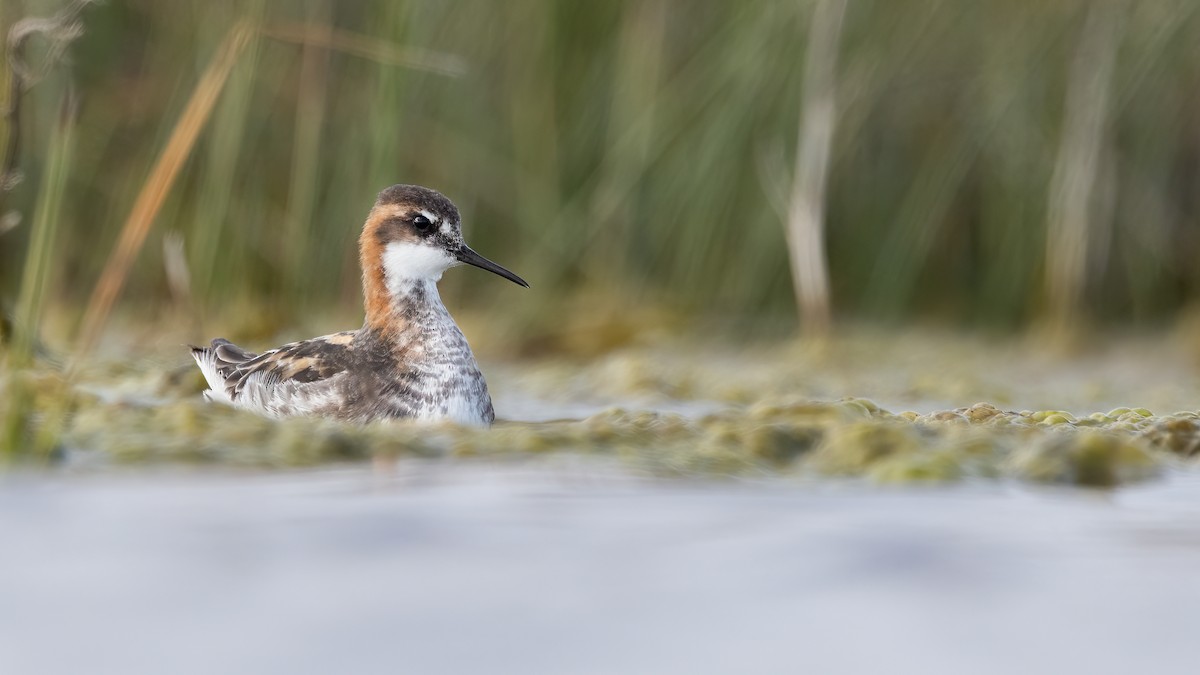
(190, 184), (527, 426)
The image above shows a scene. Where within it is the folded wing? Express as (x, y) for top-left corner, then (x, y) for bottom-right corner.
(190, 332), (357, 417)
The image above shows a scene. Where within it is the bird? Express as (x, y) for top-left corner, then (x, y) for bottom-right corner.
(190, 184), (527, 426)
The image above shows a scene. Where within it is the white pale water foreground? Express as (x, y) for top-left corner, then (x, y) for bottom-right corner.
(2, 460), (1199, 675)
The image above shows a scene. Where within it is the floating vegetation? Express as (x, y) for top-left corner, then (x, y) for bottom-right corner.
(3, 354), (1187, 490)
(4, 325), (1198, 489)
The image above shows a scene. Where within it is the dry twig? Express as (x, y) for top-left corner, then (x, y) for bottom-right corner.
(3, 0), (98, 194)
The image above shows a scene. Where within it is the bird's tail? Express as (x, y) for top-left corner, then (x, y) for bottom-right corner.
(189, 344), (232, 403)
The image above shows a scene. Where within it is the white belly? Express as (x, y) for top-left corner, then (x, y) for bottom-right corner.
(415, 391), (490, 427)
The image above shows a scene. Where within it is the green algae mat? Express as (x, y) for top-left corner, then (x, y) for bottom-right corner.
(58, 396), (1200, 487)
(5, 331), (1200, 487)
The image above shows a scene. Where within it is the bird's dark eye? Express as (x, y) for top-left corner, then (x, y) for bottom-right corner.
(411, 215), (433, 233)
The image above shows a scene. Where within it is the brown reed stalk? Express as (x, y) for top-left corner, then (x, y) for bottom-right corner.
(73, 19), (253, 366)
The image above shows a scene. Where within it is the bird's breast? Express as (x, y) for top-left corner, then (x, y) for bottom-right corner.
(372, 316), (494, 425)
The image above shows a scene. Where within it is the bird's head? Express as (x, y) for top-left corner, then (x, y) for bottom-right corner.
(361, 184), (528, 289)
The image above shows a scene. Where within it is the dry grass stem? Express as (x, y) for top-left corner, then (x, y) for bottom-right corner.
(74, 20), (254, 365)
(259, 23), (466, 77)
(785, 0), (847, 336)
(1044, 3), (1123, 339)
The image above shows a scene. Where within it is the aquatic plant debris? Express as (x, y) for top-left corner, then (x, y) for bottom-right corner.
(7, 326), (1200, 488)
(4, 359), (1194, 489)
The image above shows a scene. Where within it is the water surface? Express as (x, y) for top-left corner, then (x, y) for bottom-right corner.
(2, 460), (1198, 675)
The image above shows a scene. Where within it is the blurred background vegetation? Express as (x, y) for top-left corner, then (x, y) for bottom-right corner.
(2, 0), (1200, 357)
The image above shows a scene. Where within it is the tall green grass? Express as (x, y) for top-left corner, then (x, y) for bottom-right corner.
(3, 83), (76, 460)
(2, 0), (1200, 348)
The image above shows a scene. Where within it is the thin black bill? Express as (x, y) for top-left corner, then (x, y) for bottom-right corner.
(455, 245), (529, 288)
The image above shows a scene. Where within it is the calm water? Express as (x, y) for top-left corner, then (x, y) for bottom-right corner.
(2, 458), (1198, 675)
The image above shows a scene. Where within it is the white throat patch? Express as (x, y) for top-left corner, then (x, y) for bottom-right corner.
(383, 241), (455, 294)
